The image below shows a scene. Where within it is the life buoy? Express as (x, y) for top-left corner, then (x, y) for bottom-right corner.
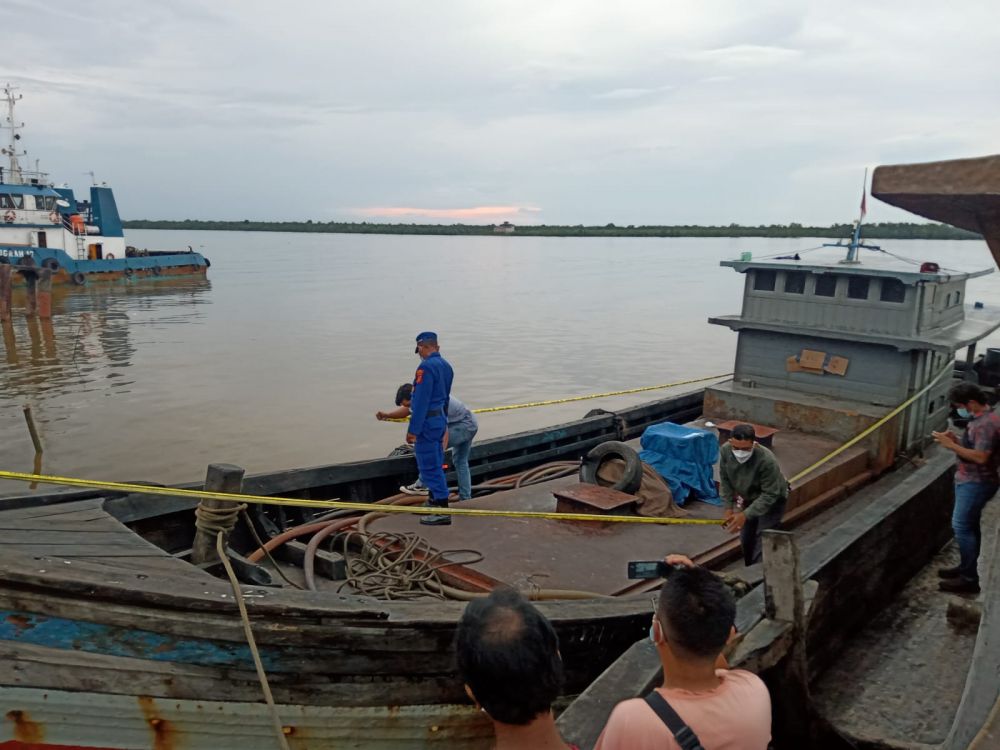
(2, 210), (15, 224)
(151, 266), (162, 276)
(105, 253), (115, 260)
(48, 211), (59, 224)
(71, 271), (86, 286)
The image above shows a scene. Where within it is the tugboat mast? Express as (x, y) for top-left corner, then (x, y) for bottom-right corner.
(826, 168), (881, 263)
(1, 84), (26, 185)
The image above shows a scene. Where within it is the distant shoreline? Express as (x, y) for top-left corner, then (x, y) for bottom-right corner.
(122, 220), (981, 241)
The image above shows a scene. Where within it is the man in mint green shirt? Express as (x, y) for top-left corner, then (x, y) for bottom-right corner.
(719, 424), (789, 565)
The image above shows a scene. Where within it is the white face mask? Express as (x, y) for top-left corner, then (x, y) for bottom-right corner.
(732, 448), (753, 463)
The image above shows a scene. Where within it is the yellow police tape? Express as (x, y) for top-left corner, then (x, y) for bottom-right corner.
(0, 363), (951, 525)
(0, 468), (721, 525)
(384, 373), (733, 422)
(788, 361), (953, 485)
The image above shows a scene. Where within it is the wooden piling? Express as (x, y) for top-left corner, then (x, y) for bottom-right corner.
(191, 463), (246, 565)
(0, 264), (11, 322)
(36, 268), (52, 320)
(23, 272), (37, 317)
(22, 405), (43, 454)
(1, 319), (16, 365)
(761, 529), (816, 747)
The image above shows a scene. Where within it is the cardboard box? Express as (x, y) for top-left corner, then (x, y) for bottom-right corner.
(825, 355), (850, 376)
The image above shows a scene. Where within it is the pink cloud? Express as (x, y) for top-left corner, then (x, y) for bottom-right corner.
(349, 205), (542, 221)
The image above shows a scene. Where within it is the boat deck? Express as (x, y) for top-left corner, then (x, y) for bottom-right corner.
(371, 428), (868, 594)
(812, 498), (999, 744)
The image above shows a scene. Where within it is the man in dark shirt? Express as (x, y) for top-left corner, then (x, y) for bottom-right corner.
(408, 332), (454, 526)
(719, 424), (789, 565)
(933, 383), (1000, 593)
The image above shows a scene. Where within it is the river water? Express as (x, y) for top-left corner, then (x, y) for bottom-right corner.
(2, 231), (999, 493)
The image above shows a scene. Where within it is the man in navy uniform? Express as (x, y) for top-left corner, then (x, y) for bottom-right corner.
(408, 332), (455, 525)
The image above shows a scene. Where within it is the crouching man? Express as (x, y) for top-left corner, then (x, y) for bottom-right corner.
(595, 554), (772, 750)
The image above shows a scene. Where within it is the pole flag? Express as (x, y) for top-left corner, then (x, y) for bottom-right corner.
(860, 167), (868, 221)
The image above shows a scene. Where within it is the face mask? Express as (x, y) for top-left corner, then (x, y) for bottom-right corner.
(957, 408), (971, 419)
(732, 448), (753, 463)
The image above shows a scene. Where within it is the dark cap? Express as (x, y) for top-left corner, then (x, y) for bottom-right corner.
(415, 331), (437, 353)
(731, 423), (756, 441)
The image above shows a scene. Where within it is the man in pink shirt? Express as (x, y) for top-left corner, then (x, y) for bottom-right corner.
(594, 554), (772, 750)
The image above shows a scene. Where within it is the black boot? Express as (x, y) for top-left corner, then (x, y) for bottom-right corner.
(419, 500), (451, 526)
(937, 565), (963, 579)
(938, 577), (980, 594)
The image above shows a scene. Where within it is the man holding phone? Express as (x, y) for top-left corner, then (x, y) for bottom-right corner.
(719, 423), (789, 565)
(596, 553), (772, 749)
(932, 383), (1000, 594)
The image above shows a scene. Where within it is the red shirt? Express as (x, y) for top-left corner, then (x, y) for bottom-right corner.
(956, 408), (1000, 485)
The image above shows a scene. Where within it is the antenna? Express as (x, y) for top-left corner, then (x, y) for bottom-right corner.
(826, 168), (880, 264)
(1, 83), (26, 185)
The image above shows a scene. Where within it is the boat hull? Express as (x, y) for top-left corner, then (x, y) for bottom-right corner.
(0, 687), (493, 749)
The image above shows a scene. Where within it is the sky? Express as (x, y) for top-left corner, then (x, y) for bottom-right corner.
(3, 0), (999, 225)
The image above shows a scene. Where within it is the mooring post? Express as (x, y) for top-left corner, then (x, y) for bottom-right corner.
(23, 272), (37, 317)
(762, 529), (814, 746)
(21, 405), (43, 454)
(191, 463), (246, 565)
(0, 264), (11, 322)
(36, 268), (52, 320)
(1, 319), (16, 364)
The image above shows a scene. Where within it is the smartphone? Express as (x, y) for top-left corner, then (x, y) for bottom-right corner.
(627, 560), (670, 579)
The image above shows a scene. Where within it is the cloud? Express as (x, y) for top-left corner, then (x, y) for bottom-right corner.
(592, 86), (673, 101)
(349, 206), (543, 222)
(3, 1), (1000, 225)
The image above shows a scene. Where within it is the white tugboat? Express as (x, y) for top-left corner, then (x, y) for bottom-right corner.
(0, 84), (209, 286)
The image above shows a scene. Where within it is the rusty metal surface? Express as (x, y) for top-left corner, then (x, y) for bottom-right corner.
(871, 153), (1000, 268)
(552, 483), (636, 511)
(0, 687), (493, 749)
(372, 428), (867, 595)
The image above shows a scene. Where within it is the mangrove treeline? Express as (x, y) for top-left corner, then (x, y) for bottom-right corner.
(122, 219), (981, 241)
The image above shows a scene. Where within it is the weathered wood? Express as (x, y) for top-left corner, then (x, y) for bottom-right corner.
(190, 463), (245, 565)
(762, 530), (802, 623)
(22, 270), (37, 316)
(0, 641), (468, 707)
(941, 527), (1000, 750)
(21, 404), (42, 454)
(0, 264), (11, 322)
(35, 267), (52, 319)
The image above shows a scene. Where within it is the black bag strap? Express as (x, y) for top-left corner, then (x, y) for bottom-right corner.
(643, 691), (705, 750)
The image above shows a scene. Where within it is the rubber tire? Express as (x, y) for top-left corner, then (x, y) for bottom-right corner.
(123, 267), (134, 277)
(71, 271), (86, 286)
(42, 258), (59, 271)
(152, 266), (162, 276)
(579, 440), (643, 495)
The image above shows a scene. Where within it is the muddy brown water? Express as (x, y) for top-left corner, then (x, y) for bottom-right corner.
(2, 232), (998, 494)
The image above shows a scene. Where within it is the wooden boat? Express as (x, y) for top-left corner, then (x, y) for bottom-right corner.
(2, 156), (1000, 749)
(559, 154), (1000, 750)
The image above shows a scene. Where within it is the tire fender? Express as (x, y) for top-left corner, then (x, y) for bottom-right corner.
(71, 271), (86, 286)
(579, 440), (643, 495)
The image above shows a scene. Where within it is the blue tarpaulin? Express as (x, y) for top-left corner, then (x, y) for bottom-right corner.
(639, 422), (722, 506)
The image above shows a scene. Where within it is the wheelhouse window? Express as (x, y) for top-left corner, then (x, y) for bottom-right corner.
(953, 291), (962, 307)
(753, 269), (777, 292)
(783, 271), (806, 294)
(879, 278), (906, 303)
(34, 195), (56, 211)
(814, 275), (837, 297)
(847, 276), (870, 300)
(0, 194), (24, 209)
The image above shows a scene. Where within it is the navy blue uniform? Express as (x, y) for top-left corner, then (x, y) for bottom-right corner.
(409, 351), (454, 503)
